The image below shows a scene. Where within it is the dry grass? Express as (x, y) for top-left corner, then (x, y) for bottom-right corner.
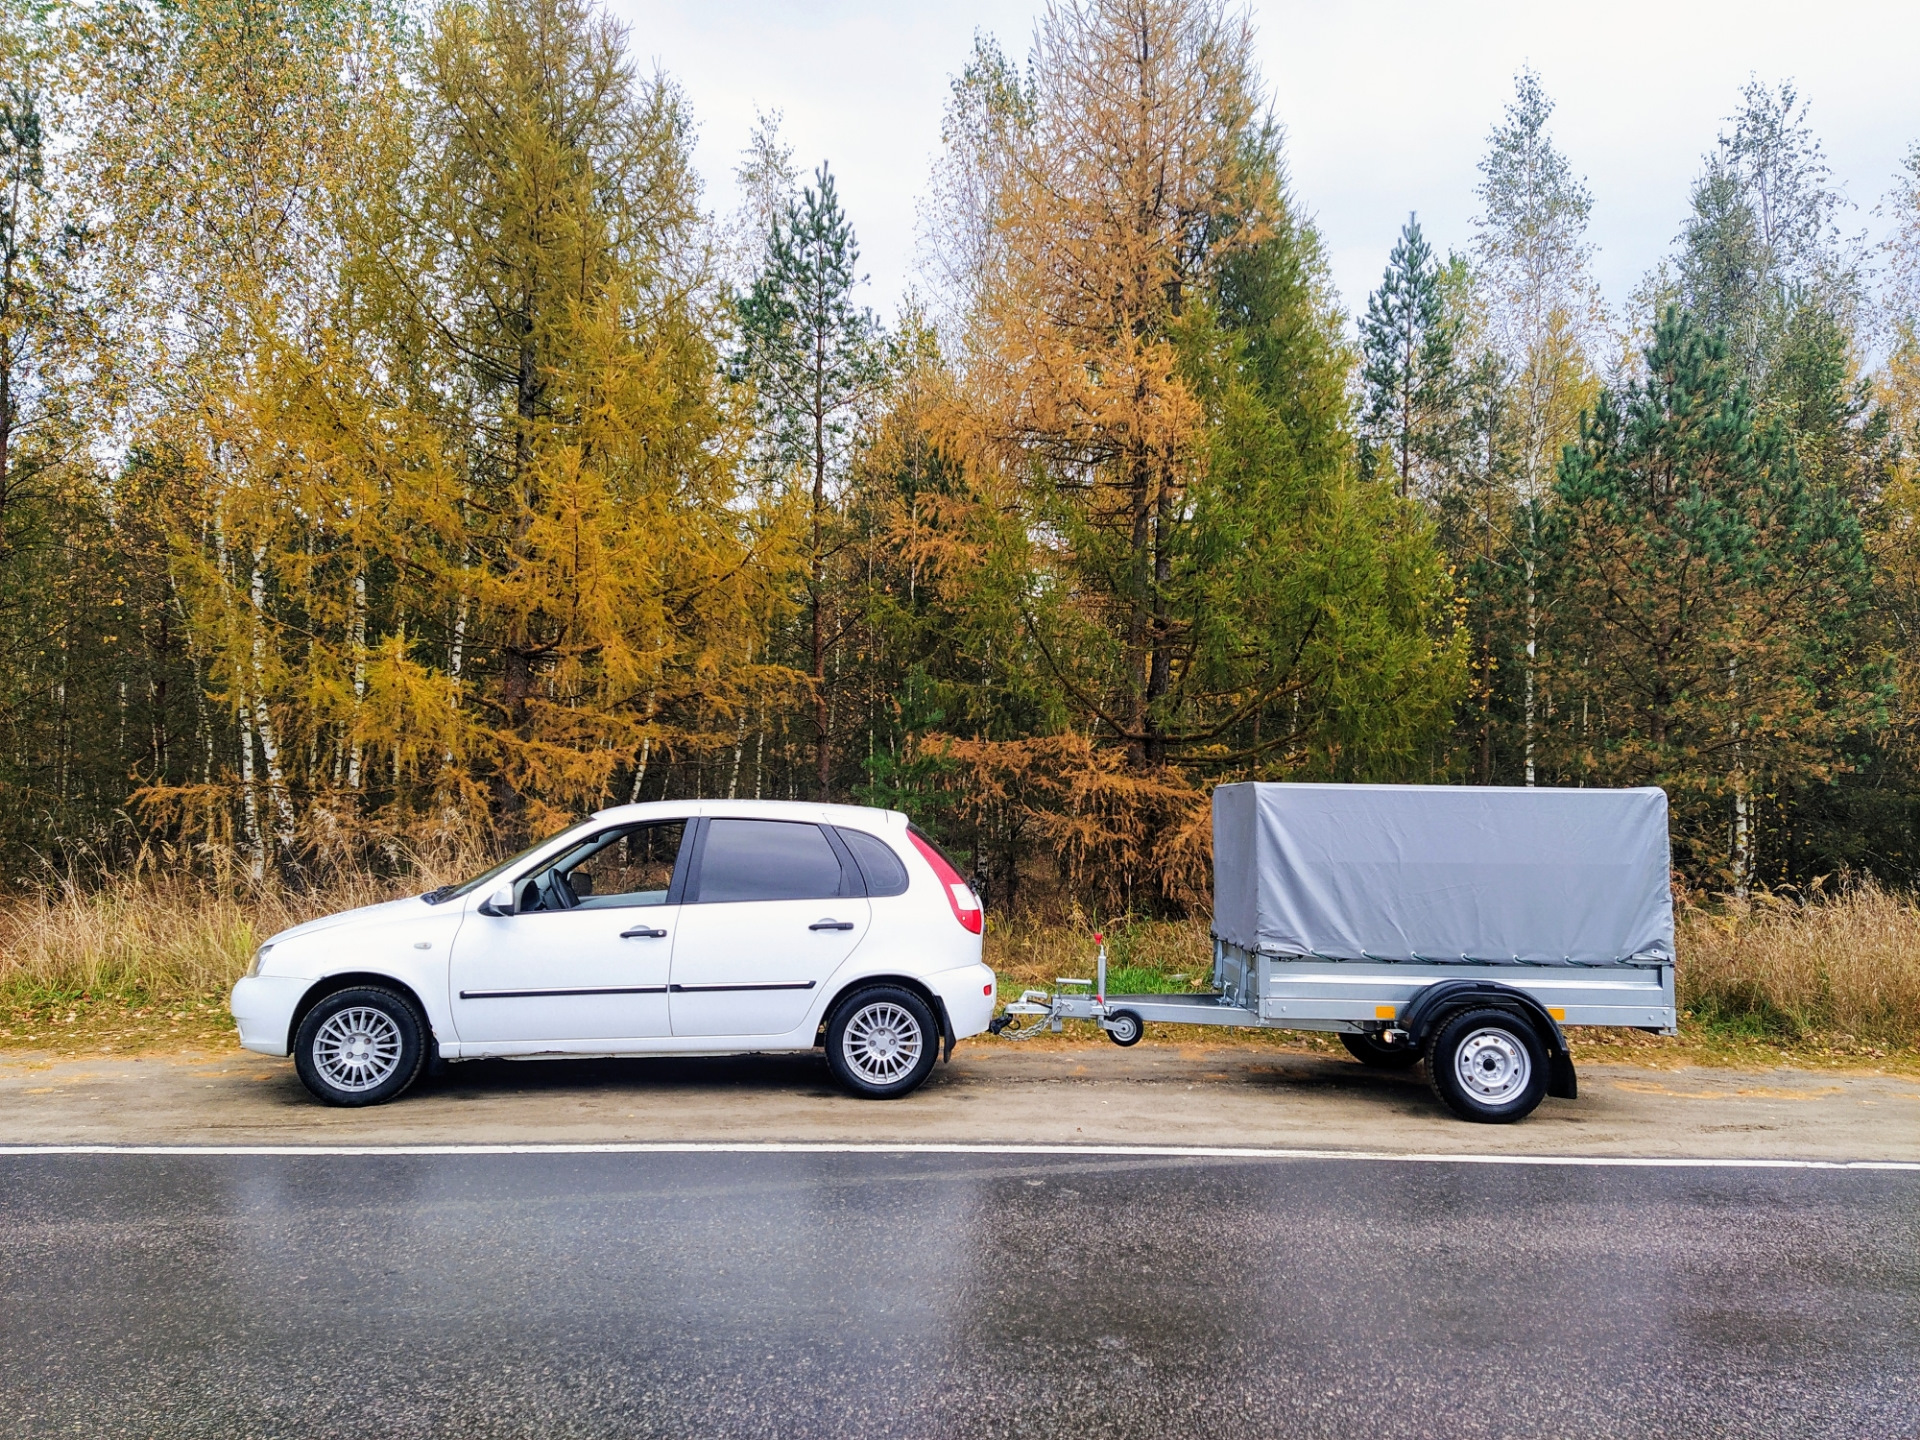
(0, 850), (479, 1053)
(1677, 880), (1920, 1047)
(3, 864), (1918, 1065)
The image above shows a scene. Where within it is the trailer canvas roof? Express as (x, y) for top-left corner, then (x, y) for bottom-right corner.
(1211, 783), (1674, 967)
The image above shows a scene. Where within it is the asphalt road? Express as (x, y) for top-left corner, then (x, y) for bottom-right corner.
(3, 1149), (1916, 1439)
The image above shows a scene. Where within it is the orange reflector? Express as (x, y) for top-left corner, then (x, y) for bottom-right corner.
(1548, 1007), (1566, 1021)
(1374, 1005), (1397, 1020)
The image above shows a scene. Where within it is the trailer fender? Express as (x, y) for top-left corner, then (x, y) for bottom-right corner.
(1399, 980), (1577, 1101)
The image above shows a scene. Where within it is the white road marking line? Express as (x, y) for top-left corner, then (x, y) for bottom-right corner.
(0, 1142), (1912, 1169)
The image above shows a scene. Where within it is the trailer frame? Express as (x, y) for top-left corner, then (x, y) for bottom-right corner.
(991, 935), (1676, 1116)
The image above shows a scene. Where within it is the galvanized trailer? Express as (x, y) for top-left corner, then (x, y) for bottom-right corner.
(991, 783), (1678, 1122)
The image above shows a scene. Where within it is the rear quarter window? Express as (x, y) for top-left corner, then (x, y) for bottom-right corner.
(836, 827), (910, 897)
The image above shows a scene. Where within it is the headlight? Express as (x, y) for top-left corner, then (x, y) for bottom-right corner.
(246, 943), (273, 978)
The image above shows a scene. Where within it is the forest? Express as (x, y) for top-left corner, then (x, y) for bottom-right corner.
(3, 0), (1919, 924)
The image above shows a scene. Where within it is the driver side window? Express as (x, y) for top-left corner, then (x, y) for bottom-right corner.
(520, 820), (688, 912)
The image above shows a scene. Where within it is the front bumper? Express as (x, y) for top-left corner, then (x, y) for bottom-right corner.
(927, 962), (997, 1039)
(229, 975), (311, 1057)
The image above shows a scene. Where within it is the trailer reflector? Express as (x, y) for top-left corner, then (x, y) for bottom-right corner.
(1548, 1007), (1566, 1021)
(1374, 1005), (1397, 1020)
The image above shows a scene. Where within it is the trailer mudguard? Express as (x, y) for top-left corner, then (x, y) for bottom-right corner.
(1398, 979), (1578, 1101)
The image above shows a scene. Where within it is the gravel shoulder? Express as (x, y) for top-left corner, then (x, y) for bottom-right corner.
(3, 1038), (1916, 1158)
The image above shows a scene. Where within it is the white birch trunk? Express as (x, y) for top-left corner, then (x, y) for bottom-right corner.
(249, 544), (298, 862)
(347, 570), (367, 789)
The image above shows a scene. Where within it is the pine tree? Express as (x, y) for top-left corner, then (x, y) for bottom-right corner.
(734, 163), (885, 800)
(1535, 307), (1879, 889)
(1359, 215), (1461, 497)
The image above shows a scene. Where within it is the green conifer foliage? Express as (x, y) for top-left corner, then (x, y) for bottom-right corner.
(1535, 307), (1881, 886)
(1359, 214), (1461, 497)
(733, 164), (887, 799)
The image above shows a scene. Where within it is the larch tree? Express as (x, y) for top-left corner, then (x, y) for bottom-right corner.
(733, 163), (885, 800)
(920, 0), (1462, 905)
(410, 0), (773, 839)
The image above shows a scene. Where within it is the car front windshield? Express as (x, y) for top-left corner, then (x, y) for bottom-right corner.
(428, 830), (574, 903)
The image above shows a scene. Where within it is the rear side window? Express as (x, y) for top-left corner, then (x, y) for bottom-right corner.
(836, 827), (910, 897)
(696, 819), (845, 903)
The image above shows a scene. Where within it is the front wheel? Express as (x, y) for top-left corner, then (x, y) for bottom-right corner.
(826, 986), (940, 1099)
(1340, 1030), (1422, 1070)
(1427, 1007), (1547, 1123)
(1103, 1010), (1144, 1046)
(292, 986), (429, 1107)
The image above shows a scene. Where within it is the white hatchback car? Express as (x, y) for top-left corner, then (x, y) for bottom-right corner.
(230, 800), (996, 1106)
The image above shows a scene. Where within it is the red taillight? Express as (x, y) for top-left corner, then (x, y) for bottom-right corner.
(907, 827), (983, 934)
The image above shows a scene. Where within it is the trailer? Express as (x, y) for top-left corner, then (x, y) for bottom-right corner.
(990, 783), (1677, 1122)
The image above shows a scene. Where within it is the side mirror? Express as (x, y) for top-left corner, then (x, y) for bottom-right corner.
(478, 883), (516, 917)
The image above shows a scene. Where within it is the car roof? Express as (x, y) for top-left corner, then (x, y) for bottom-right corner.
(587, 797), (910, 831)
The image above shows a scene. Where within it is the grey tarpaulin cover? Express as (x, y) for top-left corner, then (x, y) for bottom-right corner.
(1211, 783), (1674, 967)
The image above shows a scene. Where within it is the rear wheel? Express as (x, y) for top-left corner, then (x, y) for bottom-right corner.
(1426, 1007), (1547, 1123)
(826, 986), (940, 1099)
(1340, 1030), (1421, 1070)
(292, 986), (428, 1107)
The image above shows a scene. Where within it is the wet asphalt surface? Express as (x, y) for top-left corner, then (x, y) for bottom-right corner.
(2, 1152), (1916, 1439)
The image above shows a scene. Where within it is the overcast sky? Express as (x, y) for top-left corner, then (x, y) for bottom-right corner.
(608, 0), (1920, 329)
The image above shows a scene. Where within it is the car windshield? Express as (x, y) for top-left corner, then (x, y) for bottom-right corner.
(425, 831), (574, 904)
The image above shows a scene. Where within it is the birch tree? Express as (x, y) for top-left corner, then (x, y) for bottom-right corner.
(1472, 68), (1603, 784)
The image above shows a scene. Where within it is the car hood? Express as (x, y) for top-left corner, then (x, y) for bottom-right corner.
(266, 894), (437, 947)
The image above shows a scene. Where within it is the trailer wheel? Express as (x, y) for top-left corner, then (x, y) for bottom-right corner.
(1339, 1030), (1421, 1071)
(1104, 1010), (1144, 1046)
(1427, 1007), (1547, 1123)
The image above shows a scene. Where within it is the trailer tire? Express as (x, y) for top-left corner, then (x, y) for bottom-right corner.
(1340, 1030), (1421, 1071)
(1427, 1007), (1547, 1123)
(1104, 1010), (1144, 1046)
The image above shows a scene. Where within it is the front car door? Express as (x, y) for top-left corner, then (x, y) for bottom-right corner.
(449, 818), (690, 1047)
(669, 817), (871, 1037)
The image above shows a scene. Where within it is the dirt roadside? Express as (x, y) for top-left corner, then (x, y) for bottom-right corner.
(3, 1038), (1916, 1159)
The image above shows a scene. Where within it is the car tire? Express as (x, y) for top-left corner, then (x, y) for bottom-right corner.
(1426, 1007), (1548, 1123)
(1340, 1029), (1422, 1070)
(293, 986), (429, 1107)
(825, 986), (940, 1099)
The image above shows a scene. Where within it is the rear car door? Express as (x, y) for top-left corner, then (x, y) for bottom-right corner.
(668, 818), (871, 1037)
(449, 819), (690, 1046)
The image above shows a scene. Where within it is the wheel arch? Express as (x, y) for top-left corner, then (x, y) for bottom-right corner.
(817, 973), (955, 1062)
(288, 972), (438, 1058)
(1401, 979), (1577, 1100)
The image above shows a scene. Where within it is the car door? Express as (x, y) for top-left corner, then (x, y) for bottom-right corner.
(449, 818), (691, 1047)
(668, 817), (871, 1038)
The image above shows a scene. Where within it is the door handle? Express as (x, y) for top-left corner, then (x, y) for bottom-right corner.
(620, 926), (669, 939)
(809, 919), (855, 931)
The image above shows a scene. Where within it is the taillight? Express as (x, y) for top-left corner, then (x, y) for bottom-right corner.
(907, 827), (983, 935)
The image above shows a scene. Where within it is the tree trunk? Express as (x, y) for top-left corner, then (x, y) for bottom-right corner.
(1122, 443), (1153, 769)
(1144, 458), (1175, 766)
(812, 373), (831, 799)
(347, 569), (367, 789)
(248, 545), (298, 865)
